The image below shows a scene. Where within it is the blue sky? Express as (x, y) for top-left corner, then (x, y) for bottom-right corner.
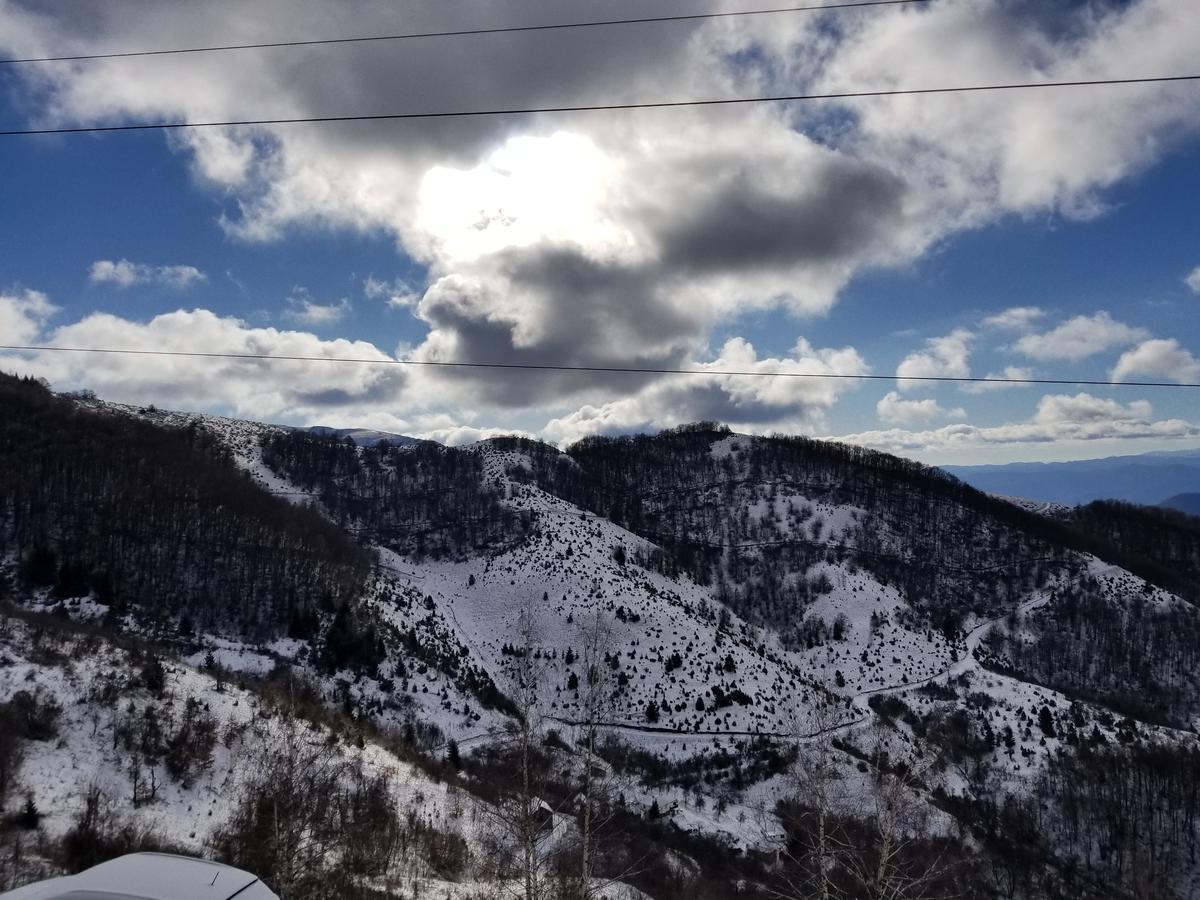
(1, 0), (1198, 462)
(0, 128), (410, 329)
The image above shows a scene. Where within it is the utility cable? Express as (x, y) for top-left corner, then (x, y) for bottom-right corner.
(1, 344), (1196, 388)
(1, 74), (1197, 137)
(0, 0), (932, 65)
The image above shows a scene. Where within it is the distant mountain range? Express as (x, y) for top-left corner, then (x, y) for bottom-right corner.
(1162, 492), (1200, 516)
(944, 447), (1200, 507)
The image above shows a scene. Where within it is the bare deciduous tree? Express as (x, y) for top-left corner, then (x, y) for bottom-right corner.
(0, 717), (23, 813)
(475, 597), (555, 900)
(772, 701), (955, 900)
(772, 698), (855, 900)
(575, 609), (615, 898)
(211, 712), (350, 899)
(839, 734), (952, 900)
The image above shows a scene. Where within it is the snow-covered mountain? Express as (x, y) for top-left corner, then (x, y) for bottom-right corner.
(3, 376), (1200, 900)
(301, 425), (427, 447)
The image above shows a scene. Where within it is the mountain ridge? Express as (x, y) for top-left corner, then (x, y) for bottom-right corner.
(1162, 492), (1200, 516)
(4, 377), (1200, 899)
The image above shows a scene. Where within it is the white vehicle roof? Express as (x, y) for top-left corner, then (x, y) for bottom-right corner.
(0, 853), (278, 900)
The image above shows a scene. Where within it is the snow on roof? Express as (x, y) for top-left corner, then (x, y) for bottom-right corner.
(0, 853), (277, 900)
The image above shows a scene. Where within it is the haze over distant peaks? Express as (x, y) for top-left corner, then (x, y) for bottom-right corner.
(944, 448), (1200, 506)
(1161, 492), (1200, 516)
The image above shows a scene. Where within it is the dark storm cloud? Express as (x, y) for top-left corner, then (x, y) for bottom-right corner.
(656, 158), (907, 273)
(415, 245), (701, 406)
(6, 0), (724, 168)
(645, 380), (807, 425)
(499, 247), (700, 349)
(293, 372), (407, 408)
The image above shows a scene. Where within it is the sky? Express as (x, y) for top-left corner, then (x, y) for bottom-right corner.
(1, 0), (1199, 464)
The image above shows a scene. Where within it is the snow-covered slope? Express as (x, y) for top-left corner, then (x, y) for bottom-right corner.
(0, 613), (477, 886)
(0, 610), (649, 899)
(10, 393), (1200, 899)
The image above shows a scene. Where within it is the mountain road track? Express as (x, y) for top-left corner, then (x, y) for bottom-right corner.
(547, 594), (1053, 745)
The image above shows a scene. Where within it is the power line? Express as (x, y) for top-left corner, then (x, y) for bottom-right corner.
(2, 74), (1197, 138)
(0, 0), (933, 65)
(2, 344), (1197, 389)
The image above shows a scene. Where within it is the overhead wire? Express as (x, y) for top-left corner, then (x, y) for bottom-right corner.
(2, 74), (1197, 137)
(0, 0), (933, 65)
(0, 344), (1196, 388)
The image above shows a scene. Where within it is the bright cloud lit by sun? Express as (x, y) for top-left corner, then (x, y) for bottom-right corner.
(414, 131), (633, 265)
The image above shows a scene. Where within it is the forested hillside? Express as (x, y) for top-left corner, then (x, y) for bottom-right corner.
(262, 429), (532, 559)
(0, 374), (369, 638)
(493, 425), (1197, 645)
(1061, 500), (1200, 603)
(499, 425), (1077, 642)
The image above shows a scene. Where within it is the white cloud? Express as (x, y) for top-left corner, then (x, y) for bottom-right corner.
(1111, 338), (1200, 383)
(1032, 392), (1152, 424)
(301, 407), (538, 445)
(982, 307), (1044, 331)
(895, 329), (971, 389)
(89, 259), (206, 289)
(1013, 312), (1147, 362)
(0, 290), (57, 344)
(363, 276), (421, 309)
(814, 0), (1200, 221)
(542, 336), (868, 446)
(0, 306), (405, 421)
(876, 390), (964, 425)
(1185, 266), (1200, 294)
(960, 365), (1036, 394)
(400, 123), (910, 409)
(838, 392), (1196, 452)
(283, 295), (350, 326)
